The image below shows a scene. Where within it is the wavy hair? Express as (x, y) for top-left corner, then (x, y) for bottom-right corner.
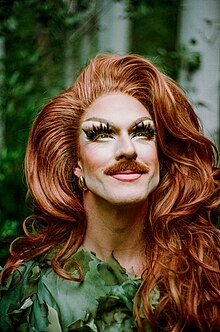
(1, 54), (220, 331)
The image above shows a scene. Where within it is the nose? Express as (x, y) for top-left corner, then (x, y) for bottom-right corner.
(115, 133), (137, 161)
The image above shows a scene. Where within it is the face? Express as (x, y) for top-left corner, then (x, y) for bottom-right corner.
(74, 93), (160, 206)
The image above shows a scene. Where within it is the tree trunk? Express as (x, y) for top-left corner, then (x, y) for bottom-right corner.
(97, 0), (130, 54)
(178, 0), (220, 146)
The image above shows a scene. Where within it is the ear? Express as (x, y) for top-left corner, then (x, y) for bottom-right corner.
(74, 161), (83, 178)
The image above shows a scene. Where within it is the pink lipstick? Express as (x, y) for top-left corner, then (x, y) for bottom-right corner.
(111, 171), (142, 182)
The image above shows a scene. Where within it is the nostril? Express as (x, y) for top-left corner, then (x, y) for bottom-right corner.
(115, 150), (137, 161)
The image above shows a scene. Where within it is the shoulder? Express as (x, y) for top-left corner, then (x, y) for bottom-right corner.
(0, 258), (42, 297)
(0, 253), (66, 331)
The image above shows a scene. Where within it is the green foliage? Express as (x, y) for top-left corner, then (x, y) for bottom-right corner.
(129, 0), (180, 78)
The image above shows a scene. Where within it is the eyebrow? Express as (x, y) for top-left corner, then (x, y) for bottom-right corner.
(82, 116), (154, 130)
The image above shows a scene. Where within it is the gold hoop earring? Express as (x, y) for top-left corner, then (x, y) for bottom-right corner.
(78, 176), (88, 191)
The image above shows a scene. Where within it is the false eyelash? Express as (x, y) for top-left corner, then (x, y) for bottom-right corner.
(133, 122), (156, 139)
(82, 122), (114, 140)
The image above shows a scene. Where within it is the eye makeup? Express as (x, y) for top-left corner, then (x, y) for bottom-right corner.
(131, 120), (156, 140)
(82, 121), (114, 141)
(81, 118), (156, 142)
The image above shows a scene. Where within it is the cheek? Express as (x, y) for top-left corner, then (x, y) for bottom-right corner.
(80, 146), (109, 175)
(138, 142), (159, 164)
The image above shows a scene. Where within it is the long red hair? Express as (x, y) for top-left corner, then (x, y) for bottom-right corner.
(1, 54), (220, 331)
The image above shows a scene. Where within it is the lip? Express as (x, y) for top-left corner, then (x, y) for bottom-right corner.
(111, 172), (142, 182)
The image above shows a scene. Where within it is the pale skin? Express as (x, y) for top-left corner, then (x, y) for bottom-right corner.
(74, 93), (160, 276)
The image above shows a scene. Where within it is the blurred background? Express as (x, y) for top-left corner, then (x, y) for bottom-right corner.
(0, 0), (219, 264)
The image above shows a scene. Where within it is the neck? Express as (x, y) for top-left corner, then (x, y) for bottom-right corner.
(82, 193), (148, 276)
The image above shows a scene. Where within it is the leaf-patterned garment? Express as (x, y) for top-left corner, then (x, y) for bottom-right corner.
(0, 247), (159, 331)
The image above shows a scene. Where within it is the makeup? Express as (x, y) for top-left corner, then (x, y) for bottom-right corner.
(131, 120), (156, 140)
(82, 118), (156, 142)
(75, 93), (160, 204)
(82, 121), (114, 141)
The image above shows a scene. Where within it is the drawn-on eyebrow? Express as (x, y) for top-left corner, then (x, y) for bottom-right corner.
(132, 117), (154, 128)
(82, 117), (115, 128)
(82, 116), (154, 131)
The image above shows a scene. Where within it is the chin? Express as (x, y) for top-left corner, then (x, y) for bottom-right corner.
(88, 185), (157, 206)
(104, 194), (149, 206)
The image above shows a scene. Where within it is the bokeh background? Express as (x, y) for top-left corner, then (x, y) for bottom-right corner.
(0, 0), (219, 264)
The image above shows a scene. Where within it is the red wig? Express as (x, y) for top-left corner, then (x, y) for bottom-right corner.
(1, 54), (220, 331)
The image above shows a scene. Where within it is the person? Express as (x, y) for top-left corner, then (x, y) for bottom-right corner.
(0, 54), (219, 332)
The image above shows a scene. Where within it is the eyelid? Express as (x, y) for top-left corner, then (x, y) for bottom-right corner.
(131, 120), (155, 133)
(134, 119), (155, 127)
(130, 121), (156, 141)
(82, 122), (115, 141)
(81, 119), (155, 140)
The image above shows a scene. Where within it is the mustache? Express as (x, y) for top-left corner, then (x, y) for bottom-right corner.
(104, 160), (149, 175)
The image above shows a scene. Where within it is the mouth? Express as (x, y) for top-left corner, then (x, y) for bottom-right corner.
(110, 170), (143, 182)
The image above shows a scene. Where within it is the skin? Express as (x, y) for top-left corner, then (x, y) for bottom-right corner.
(74, 93), (160, 275)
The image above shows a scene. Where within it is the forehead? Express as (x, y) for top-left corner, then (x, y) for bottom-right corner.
(82, 93), (152, 125)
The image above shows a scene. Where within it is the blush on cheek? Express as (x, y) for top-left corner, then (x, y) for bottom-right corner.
(80, 153), (103, 176)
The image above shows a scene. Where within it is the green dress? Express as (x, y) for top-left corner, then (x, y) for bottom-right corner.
(0, 247), (159, 331)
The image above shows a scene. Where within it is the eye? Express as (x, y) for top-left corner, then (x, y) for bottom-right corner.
(82, 122), (114, 141)
(131, 122), (156, 140)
